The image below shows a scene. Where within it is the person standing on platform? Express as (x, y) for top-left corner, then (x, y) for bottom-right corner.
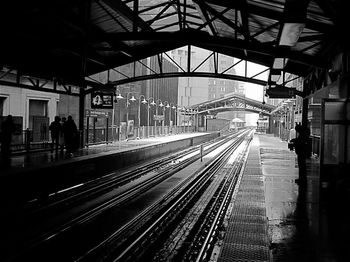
(59, 117), (66, 152)
(49, 116), (61, 152)
(289, 124), (310, 185)
(0, 115), (15, 160)
(62, 115), (78, 157)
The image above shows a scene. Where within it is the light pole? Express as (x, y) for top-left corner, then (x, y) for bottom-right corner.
(155, 99), (163, 135)
(163, 101), (170, 134)
(171, 104), (177, 133)
(137, 95), (147, 139)
(113, 88), (123, 142)
(169, 103), (176, 131)
(180, 107), (186, 132)
(126, 92), (136, 140)
(163, 101), (170, 125)
(148, 98), (156, 136)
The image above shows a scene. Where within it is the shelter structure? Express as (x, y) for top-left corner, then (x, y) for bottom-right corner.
(1, 0), (349, 148)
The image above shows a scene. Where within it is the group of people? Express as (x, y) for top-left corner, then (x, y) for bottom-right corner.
(49, 115), (78, 157)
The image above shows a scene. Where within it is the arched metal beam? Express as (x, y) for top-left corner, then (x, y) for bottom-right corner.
(94, 71), (266, 94)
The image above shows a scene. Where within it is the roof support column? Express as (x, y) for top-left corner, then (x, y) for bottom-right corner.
(187, 45), (191, 73)
(78, 0), (91, 148)
(133, 0), (139, 32)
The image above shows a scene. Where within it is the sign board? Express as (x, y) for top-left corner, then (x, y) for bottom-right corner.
(91, 92), (113, 109)
(153, 115), (164, 121)
(266, 86), (298, 98)
(127, 120), (134, 136)
(85, 109), (108, 117)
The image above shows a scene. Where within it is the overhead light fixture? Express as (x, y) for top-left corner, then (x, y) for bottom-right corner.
(273, 58), (288, 69)
(279, 23), (305, 46)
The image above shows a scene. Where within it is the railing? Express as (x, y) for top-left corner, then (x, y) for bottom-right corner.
(2, 125), (201, 154)
(84, 125), (197, 146)
(7, 129), (51, 153)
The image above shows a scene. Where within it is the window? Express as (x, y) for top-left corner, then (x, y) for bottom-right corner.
(29, 99), (47, 117)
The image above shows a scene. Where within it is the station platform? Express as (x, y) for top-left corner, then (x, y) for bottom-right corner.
(0, 132), (218, 174)
(0, 132), (219, 206)
(218, 133), (348, 262)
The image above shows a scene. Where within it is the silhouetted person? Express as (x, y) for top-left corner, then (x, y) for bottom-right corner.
(290, 124), (310, 185)
(49, 116), (61, 152)
(62, 115), (78, 157)
(59, 117), (66, 152)
(1, 115), (15, 160)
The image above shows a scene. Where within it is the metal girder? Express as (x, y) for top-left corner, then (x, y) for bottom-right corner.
(100, 31), (327, 71)
(92, 71), (266, 94)
(201, 0), (333, 32)
(0, 78), (80, 96)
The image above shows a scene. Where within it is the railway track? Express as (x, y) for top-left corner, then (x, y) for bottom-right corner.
(76, 130), (253, 262)
(3, 129), (253, 262)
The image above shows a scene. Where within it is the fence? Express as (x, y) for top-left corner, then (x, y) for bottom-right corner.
(7, 129), (51, 153)
(85, 125), (195, 146)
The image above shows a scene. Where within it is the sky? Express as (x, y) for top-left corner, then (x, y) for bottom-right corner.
(244, 83), (264, 126)
(237, 61), (267, 126)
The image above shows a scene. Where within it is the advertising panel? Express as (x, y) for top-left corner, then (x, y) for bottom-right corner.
(91, 92), (113, 109)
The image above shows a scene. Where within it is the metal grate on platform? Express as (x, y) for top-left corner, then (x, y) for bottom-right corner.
(217, 138), (270, 262)
(218, 243), (270, 262)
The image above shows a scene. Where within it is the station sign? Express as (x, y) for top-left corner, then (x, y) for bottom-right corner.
(266, 86), (299, 98)
(91, 91), (113, 109)
(85, 109), (108, 118)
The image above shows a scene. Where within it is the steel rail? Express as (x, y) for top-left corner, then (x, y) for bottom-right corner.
(7, 130), (247, 262)
(106, 131), (252, 262)
(194, 132), (253, 262)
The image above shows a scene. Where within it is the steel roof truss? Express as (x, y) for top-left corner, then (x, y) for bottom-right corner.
(144, 1), (174, 27)
(96, 0), (130, 32)
(251, 20), (280, 39)
(200, 2), (249, 40)
(164, 52), (186, 73)
(191, 51), (215, 72)
(194, 1), (217, 36)
(196, 6), (231, 32)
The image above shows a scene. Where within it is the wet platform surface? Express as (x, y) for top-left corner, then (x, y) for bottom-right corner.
(219, 133), (347, 262)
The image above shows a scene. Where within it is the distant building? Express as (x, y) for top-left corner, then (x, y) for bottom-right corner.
(89, 56), (178, 128)
(170, 46), (245, 125)
(170, 46), (209, 107)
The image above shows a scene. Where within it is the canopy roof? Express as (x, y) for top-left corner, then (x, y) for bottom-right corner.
(1, 0), (347, 87)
